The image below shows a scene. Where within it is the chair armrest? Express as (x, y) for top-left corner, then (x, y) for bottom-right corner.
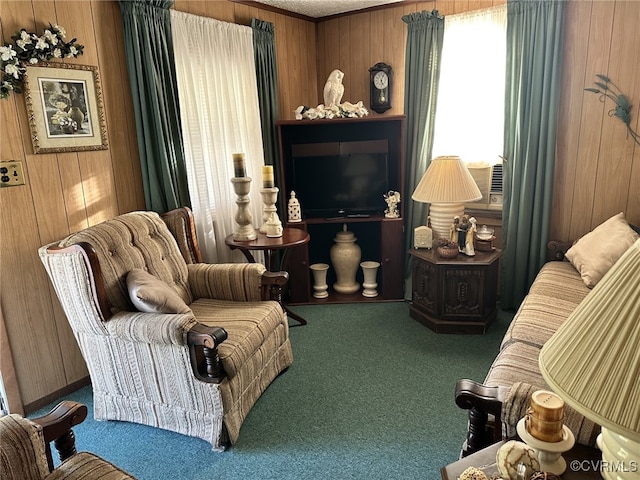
(455, 379), (509, 456)
(31, 400), (88, 471)
(105, 311), (228, 383)
(105, 311), (198, 346)
(188, 263), (287, 302)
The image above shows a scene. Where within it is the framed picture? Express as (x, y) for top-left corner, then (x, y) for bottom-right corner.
(24, 63), (108, 154)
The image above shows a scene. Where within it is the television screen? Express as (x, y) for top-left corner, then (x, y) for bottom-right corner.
(291, 152), (389, 218)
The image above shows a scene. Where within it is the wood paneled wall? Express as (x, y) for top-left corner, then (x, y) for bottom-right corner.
(552, 0), (640, 240)
(1, 0), (638, 410)
(0, 0), (316, 411)
(316, 1), (502, 118)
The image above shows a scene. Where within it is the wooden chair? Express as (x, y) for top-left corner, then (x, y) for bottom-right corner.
(39, 207), (293, 450)
(0, 401), (135, 479)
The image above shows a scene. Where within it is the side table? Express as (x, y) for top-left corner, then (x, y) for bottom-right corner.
(441, 440), (603, 479)
(408, 248), (501, 334)
(225, 228), (310, 326)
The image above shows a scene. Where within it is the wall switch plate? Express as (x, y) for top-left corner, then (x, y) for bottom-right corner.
(0, 161), (26, 187)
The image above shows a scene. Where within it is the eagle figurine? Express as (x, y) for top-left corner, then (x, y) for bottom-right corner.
(323, 69), (345, 108)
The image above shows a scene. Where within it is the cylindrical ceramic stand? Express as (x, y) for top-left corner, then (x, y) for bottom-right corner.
(360, 261), (380, 297)
(309, 263), (330, 299)
(330, 224), (361, 294)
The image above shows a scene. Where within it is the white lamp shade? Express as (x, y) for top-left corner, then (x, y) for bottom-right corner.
(539, 238), (640, 443)
(411, 156), (483, 204)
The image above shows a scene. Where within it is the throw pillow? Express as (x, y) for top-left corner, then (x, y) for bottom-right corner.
(126, 268), (191, 314)
(565, 212), (639, 288)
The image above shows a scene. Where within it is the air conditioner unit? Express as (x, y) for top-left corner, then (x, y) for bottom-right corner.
(466, 162), (503, 211)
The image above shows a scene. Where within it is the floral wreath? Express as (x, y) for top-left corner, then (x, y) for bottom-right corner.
(0, 24), (84, 100)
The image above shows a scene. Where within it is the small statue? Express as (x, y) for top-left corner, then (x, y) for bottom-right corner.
(383, 190), (401, 218)
(287, 191), (302, 223)
(457, 214), (471, 251)
(463, 216), (476, 256)
(323, 69), (345, 108)
(450, 216), (460, 244)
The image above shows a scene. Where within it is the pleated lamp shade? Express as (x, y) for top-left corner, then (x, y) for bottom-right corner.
(539, 238), (640, 479)
(411, 156), (482, 240)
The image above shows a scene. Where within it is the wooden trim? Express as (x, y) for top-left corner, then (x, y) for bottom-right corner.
(23, 377), (91, 415)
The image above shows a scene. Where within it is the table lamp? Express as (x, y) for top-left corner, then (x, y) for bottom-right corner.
(539, 238), (640, 480)
(411, 156), (482, 240)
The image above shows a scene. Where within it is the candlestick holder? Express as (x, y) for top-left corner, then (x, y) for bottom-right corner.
(259, 187), (282, 237)
(231, 177), (257, 241)
(517, 417), (575, 475)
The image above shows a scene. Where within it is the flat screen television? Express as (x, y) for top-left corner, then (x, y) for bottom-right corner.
(290, 140), (390, 218)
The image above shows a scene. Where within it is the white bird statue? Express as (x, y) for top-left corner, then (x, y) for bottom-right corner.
(323, 69), (345, 108)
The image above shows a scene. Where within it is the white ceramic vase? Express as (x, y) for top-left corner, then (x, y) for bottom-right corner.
(360, 261), (380, 297)
(309, 263), (330, 299)
(330, 224), (361, 294)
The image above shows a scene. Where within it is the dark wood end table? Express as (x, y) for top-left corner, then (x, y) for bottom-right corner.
(225, 228), (310, 326)
(441, 440), (603, 479)
(408, 248), (501, 334)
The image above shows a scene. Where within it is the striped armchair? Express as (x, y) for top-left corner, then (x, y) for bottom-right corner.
(0, 401), (135, 479)
(39, 208), (293, 451)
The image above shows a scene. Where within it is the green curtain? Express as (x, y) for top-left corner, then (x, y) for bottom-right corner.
(501, 0), (565, 309)
(251, 19), (283, 211)
(402, 10), (445, 298)
(119, 0), (190, 213)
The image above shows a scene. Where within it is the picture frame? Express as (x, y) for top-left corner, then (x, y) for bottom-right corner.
(23, 62), (108, 154)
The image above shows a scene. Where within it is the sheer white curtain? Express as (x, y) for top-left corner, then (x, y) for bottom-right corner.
(432, 5), (507, 165)
(171, 10), (265, 263)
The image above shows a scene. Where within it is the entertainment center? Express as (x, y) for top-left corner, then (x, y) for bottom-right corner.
(276, 115), (406, 304)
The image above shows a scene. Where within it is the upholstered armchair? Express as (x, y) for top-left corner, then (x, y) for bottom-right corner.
(39, 207), (293, 451)
(0, 400), (135, 479)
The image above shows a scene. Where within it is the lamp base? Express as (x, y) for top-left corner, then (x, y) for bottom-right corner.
(429, 203), (465, 241)
(597, 427), (640, 480)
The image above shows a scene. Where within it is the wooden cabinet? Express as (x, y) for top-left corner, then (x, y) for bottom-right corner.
(287, 217), (403, 303)
(278, 116), (405, 304)
(409, 249), (501, 334)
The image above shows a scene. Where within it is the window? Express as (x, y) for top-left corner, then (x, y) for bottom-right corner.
(431, 5), (507, 166)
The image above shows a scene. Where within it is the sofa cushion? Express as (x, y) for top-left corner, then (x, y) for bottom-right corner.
(565, 212), (639, 288)
(501, 262), (590, 350)
(189, 298), (287, 379)
(127, 268), (192, 314)
(484, 341), (547, 390)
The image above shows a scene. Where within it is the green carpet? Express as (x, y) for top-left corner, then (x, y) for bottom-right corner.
(37, 302), (512, 479)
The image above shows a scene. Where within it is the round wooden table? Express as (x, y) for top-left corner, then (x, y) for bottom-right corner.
(225, 228), (310, 325)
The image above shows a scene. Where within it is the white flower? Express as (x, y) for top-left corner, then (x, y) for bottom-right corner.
(67, 46), (78, 57)
(35, 37), (48, 50)
(2, 81), (14, 90)
(20, 30), (32, 43)
(53, 48), (62, 58)
(305, 108), (318, 120)
(53, 25), (66, 38)
(0, 45), (17, 62)
(29, 57), (38, 64)
(5, 63), (20, 79)
(43, 29), (59, 45)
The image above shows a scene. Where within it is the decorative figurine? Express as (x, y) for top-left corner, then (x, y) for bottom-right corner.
(457, 214), (471, 251)
(323, 69), (345, 108)
(463, 216), (476, 256)
(287, 191), (302, 223)
(383, 190), (401, 218)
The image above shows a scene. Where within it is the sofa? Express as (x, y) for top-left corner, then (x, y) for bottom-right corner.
(454, 212), (640, 456)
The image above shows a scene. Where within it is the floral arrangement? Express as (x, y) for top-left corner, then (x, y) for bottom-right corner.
(0, 24), (84, 99)
(294, 101), (369, 120)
